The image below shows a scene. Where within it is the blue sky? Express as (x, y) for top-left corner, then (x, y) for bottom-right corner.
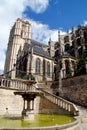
(23, 0), (87, 31)
(0, 0), (87, 70)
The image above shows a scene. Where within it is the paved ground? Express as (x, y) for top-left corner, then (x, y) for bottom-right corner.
(77, 106), (87, 130)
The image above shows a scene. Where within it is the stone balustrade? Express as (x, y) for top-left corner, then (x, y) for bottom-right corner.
(0, 77), (79, 116)
(42, 90), (79, 116)
(0, 77), (36, 91)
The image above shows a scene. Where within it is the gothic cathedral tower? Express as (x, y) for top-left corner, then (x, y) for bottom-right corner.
(4, 18), (31, 73)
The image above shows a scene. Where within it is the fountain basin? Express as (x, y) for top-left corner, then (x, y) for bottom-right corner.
(0, 114), (79, 130)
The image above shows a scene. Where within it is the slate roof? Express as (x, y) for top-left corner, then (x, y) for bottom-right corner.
(33, 46), (50, 57)
(22, 39), (53, 60)
(30, 39), (53, 59)
(31, 39), (48, 47)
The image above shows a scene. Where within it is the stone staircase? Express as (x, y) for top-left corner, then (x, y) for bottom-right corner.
(0, 76), (79, 116)
(39, 88), (79, 116)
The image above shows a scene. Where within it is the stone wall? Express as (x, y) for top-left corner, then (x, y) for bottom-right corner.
(50, 75), (87, 107)
(0, 87), (64, 116)
(38, 75), (87, 107)
(62, 75), (87, 107)
(0, 88), (23, 116)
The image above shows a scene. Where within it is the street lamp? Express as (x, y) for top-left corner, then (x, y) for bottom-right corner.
(58, 30), (63, 97)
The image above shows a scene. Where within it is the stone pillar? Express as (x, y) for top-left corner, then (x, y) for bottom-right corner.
(27, 100), (30, 110)
(32, 100), (34, 110)
(23, 99), (25, 110)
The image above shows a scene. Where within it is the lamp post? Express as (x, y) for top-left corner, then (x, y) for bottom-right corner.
(58, 30), (63, 97)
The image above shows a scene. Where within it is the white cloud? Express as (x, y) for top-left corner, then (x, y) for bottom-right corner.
(0, 0), (65, 71)
(26, 19), (66, 44)
(83, 21), (87, 26)
(26, 0), (49, 13)
(29, 19), (58, 43)
(0, 0), (26, 71)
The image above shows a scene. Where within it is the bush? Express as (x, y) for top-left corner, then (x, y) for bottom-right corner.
(76, 56), (86, 75)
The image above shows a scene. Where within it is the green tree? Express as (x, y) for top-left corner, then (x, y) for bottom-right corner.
(76, 56), (86, 75)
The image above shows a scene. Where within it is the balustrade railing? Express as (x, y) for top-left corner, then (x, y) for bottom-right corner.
(0, 77), (36, 91)
(41, 89), (79, 116)
(0, 77), (79, 116)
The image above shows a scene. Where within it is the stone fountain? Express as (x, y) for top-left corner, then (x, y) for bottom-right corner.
(14, 80), (43, 120)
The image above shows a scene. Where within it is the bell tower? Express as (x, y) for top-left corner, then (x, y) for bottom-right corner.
(4, 18), (31, 74)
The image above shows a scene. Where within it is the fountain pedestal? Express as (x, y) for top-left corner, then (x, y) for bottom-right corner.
(21, 93), (36, 120)
(14, 80), (43, 120)
(22, 109), (35, 120)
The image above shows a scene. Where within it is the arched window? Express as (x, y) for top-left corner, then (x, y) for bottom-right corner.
(65, 60), (70, 76)
(47, 62), (50, 76)
(36, 58), (41, 74)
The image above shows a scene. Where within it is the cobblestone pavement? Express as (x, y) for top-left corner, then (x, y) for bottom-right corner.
(77, 106), (87, 130)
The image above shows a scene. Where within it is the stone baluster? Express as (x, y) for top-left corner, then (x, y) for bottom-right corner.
(58, 99), (60, 106)
(2, 79), (4, 86)
(4, 79), (6, 87)
(19, 82), (22, 90)
(55, 98), (57, 104)
(5, 80), (7, 87)
(15, 81), (17, 89)
(27, 100), (30, 110)
(22, 83), (24, 90)
(10, 80), (12, 88)
(23, 99), (26, 110)
(24, 84), (26, 90)
(1, 79), (3, 86)
(23, 83), (25, 90)
(7, 80), (9, 87)
(62, 102), (65, 108)
(65, 103), (67, 110)
(68, 104), (71, 112)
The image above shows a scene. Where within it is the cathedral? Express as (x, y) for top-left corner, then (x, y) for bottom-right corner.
(4, 18), (55, 81)
(55, 25), (87, 79)
(4, 19), (87, 81)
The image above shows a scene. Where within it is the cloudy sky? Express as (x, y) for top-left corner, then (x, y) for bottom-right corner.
(0, 0), (87, 71)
